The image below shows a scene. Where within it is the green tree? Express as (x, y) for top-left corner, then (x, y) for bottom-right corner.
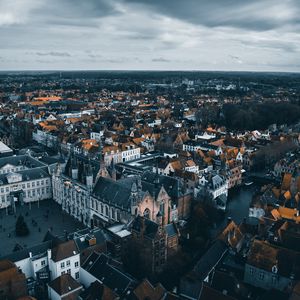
(15, 215), (30, 237)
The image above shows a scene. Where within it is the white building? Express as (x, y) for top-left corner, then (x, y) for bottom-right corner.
(0, 155), (52, 213)
(48, 240), (80, 281)
(48, 274), (82, 300)
(90, 131), (104, 142)
(33, 129), (58, 148)
(121, 144), (141, 162)
(196, 173), (228, 210)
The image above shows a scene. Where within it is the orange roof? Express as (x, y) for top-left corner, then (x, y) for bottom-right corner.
(272, 187), (281, 199)
(271, 209), (281, 220)
(283, 190), (292, 201)
(34, 96), (61, 101)
(277, 206), (300, 223)
(282, 173), (292, 190)
(210, 139), (224, 147)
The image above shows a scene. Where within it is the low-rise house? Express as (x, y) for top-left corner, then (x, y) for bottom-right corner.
(80, 252), (136, 298)
(48, 240), (81, 281)
(131, 279), (167, 300)
(0, 260), (28, 299)
(196, 172), (228, 210)
(244, 239), (300, 291)
(48, 274), (82, 300)
(180, 240), (228, 300)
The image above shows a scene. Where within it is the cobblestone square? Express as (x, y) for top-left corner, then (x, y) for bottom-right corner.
(0, 199), (84, 256)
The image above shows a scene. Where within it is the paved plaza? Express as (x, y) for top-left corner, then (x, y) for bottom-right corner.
(0, 199), (84, 256)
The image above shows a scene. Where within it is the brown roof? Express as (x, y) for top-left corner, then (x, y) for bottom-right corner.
(247, 239), (300, 277)
(282, 173), (292, 190)
(51, 240), (78, 262)
(199, 285), (237, 300)
(133, 279), (166, 300)
(218, 221), (244, 249)
(48, 274), (82, 296)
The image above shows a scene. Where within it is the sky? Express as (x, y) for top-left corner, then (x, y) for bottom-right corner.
(0, 0), (299, 72)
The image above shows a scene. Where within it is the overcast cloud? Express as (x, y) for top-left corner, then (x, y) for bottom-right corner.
(0, 0), (299, 71)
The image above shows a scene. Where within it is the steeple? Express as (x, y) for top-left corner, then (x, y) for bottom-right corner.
(86, 158), (94, 189)
(70, 147), (78, 180)
(95, 136), (109, 182)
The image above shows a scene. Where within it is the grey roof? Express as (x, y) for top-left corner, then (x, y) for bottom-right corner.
(165, 223), (178, 237)
(0, 166), (50, 186)
(82, 252), (136, 296)
(93, 177), (133, 210)
(0, 154), (47, 169)
(131, 215), (159, 239)
(193, 240), (228, 282)
(141, 171), (183, 198)
(0, 240), (52, 262)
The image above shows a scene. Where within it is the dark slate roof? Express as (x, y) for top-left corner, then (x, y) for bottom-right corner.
(0, 166), (50, 186)
(141, 171), (183, 198)
(131, 216), (159, 239)
(79, 280), (118, 300)
(0, 240), (52, 262)
(194, 240), (228, 282)
(180, 275), (202, 300)
(48, 274), (82, 296)
(82, 252), (136, 296)
(165, 223), (178, 238)
(0, 154), (46, 169)
(93, 177), (133, 210)
(199, 285), (237, 300)
(73, 229), (110, 252)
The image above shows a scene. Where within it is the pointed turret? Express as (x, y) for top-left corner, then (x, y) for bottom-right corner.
(86, 158), (94, 189)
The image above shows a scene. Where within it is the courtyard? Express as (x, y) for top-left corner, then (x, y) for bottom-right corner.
(0, 199), (85, 256)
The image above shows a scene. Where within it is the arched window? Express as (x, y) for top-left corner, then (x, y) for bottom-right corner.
(111, 208), (115, 219)
(143, 208), (151, 219)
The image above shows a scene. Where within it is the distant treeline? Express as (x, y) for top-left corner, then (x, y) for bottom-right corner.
(222, 102), (300, 130)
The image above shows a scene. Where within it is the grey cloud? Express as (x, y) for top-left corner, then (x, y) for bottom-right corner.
(33, 0), (121, 27)
(241, 40), (299, 53)
(152, 57), (171, 62)
(124, 0), (300, 31)
(36, 51), (72, 57)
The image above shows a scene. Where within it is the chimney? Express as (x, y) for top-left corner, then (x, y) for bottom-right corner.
(47, 249), (52, 261)
(29, 252), (32, 258)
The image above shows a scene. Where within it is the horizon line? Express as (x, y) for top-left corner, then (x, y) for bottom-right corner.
(0, 69), (300, 75)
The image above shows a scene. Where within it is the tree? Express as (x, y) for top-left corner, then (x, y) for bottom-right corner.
(15, 215), (30, 237)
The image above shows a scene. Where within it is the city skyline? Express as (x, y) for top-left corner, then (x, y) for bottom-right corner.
(0, 0), (300, 72)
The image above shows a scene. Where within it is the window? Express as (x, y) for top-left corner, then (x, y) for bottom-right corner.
(61, 271), (65, 275)
(75, 261), (79, 268)
(259, 272), (264, 280)
(75, 272), (79, 279)
(66, 260), (70, 266)
(61, 262), (65, 269)
(41, 260), (46, 266)
(67, 269), (71, 274)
